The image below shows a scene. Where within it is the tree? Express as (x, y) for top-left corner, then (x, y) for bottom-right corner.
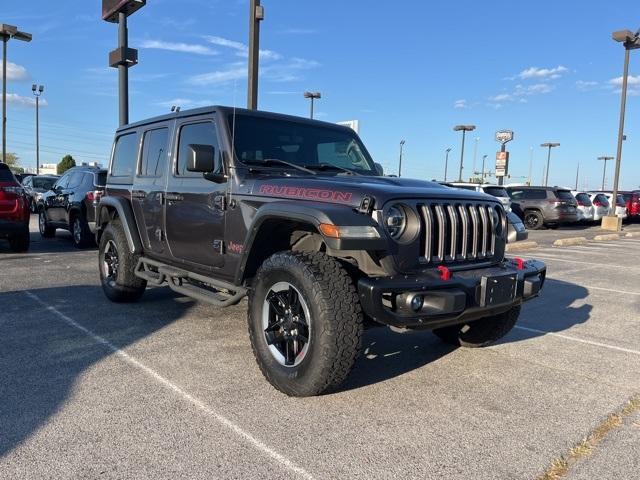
(57, 155), (76, 175)
(2, 152), (19, 167)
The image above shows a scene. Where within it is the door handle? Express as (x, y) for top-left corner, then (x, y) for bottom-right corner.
(132, 190), (147, 199)
(164, 192), (184, 202)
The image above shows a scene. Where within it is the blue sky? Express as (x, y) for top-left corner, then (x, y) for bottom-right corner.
(3, 0), (640, 189)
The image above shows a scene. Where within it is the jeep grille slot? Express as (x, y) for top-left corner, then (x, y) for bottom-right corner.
(417, 202), (501, 265)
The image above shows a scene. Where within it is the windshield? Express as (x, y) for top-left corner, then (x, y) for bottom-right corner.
(483, 187), (508, 197)
(229, 114), (377, 175)
(32, 177), (57, 189)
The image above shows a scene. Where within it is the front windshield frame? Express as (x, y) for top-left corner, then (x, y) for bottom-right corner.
(227, 113), (378, 176)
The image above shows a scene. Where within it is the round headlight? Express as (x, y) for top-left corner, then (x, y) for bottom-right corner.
(384, 205), (407, 240)
(492, 207), (504, 236)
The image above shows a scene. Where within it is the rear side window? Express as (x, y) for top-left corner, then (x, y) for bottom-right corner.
(176, 122), (220, 177)
(0, 165), (15, 182)
(483, 187), (508, 197)
(111, 132), (139, 179)
(524, 189), (548, 200)
(140, 127), (169, 177)
(555, 190), (575, 201)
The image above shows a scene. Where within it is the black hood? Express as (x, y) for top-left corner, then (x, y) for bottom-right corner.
(251, 175), (498, 209)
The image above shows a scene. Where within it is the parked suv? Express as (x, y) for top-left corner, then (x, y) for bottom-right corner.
(627, 191), (640, 221)
(447, 183), (512, 211)
(506, 186), (578, 230)
(37, 166), (106, 248)
(22, 174), (58, 212)
(96, 107), (546, 396)
(0, 162), (30, 252)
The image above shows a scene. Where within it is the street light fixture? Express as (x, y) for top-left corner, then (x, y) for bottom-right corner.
(32, 84), (44, 175)
(540, 142), (560, 186)
(453, 124), (476, 181)
(398, 140), (405, 177)
(444, 147), (451, 181)
(1, 24), (32, 163)
(103, 1), (146, 126)
(608, 27), (640, 224)
(303, 91), (321, 119)
(597, 155), (614, 191)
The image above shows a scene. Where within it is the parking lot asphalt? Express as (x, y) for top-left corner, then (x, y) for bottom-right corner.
(526, 221), (640, 246)
(1, 216), (639, 480)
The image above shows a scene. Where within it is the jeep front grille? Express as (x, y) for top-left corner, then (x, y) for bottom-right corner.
(417, 202), (503, 264)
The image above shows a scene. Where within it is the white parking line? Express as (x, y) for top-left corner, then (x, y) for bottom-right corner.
(525, 254), (633, 269)
(24, 291), (315, 480)
(514, 326), (640, 356)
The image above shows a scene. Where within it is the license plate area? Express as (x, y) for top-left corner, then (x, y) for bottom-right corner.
(480, 273), (517, 307)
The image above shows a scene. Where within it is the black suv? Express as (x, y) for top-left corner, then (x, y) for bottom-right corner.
(96, 107), (546, 396)
(37, 166), (107, 247)
(506, 186), (578, 230)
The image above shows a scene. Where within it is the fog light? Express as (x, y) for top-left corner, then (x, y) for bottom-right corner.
(410, 295), (424, 312)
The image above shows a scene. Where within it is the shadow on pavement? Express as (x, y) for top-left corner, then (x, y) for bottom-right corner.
(341, 278), (589, 392)
(0, 285), (194, 458)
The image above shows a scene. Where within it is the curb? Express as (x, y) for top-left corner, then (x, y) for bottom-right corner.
(625, 232), (640, 238)
(553, 237), (588, 247)
(506, 241), (539, 252)
(593, 233), (621, 241)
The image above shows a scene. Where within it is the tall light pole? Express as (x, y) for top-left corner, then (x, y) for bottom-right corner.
(303, 91), (321, 119)
(574, 163), (580, 191)
(610, 28), (640, 220)
(453, 124), (476, 182)
(32, 84), (44, 175)
(103, 1), (145, 126)
(472, 137), (479, 175)
(528, 146), (533, 186)
(540, 142), (560, 186)
(1, 24), (32, 163)
(398, 140), (405, 177)
(247, 0), (264, 110)
(444, 147), (451, 181)
(598, 155), (614, 191)
(481, 154), (488, 181)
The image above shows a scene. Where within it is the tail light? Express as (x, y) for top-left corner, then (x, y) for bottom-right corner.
(0, 184), (23, 199)
(86, 190), (103, 203)
(577, 201), (585, 206)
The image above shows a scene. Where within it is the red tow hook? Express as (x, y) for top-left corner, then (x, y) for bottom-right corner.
(437, 265), (452, 281)
(513, 257), (526, 270)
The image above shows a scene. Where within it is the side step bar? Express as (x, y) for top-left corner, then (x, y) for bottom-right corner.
(134, 257), (247, 307)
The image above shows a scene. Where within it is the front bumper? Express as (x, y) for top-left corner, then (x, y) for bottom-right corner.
(358, 259), (546, 329)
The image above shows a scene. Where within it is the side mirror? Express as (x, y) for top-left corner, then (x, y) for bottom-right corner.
(186, 144), (216, 173)
(374, 162), (384, 176)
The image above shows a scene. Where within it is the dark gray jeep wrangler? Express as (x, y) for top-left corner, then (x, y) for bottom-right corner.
(96, 106), (546, 396)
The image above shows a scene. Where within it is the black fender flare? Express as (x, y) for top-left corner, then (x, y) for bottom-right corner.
(234, 200), (387, 284)
(96, 196), (143, 254)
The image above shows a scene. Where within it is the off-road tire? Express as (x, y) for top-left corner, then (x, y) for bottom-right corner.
(524, 210), (544, 230)
(99, 219), (146, 303)
(248, 251), (363, 397)
(8, 227), (30, 253)
(38, 209), (56, 238)
(71, 213), (93, 249)
(433, 305), (521, 348)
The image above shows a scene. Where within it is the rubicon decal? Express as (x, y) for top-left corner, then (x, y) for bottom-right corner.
(259, 185), (353, 203)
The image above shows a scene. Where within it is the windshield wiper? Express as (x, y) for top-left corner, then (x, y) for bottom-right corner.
(244, 158), (317, 175)
(303, 163), (362, 176)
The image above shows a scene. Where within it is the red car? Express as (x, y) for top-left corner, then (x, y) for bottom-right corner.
(0, 162), (30, 252)
(621, 191), (640, 221)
